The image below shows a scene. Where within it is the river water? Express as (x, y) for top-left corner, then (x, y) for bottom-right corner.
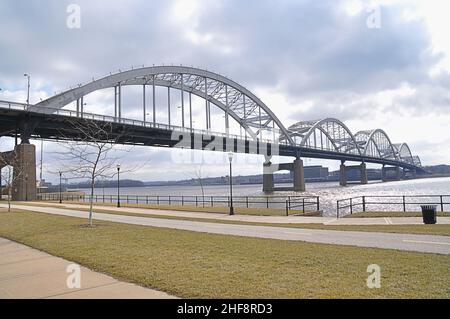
(77, 176), (450, 217)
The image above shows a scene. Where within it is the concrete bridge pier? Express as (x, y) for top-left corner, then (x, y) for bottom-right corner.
(262, 157), (305, 192)
(360, 162), (368, 185)
(339, 162), (347, 186)
(381, 165), (401, 182)
(340, 162), (368, 186)
(11, 143), (37, 201)
(262, 157), (274, 192)
(402, 168), (417, 180)
(293, 158), (306, 192)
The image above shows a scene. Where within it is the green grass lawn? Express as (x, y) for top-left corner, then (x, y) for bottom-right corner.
(9, 202), (450, 236)
(0, 209), (449, 298)
(14, 203), (450, 236)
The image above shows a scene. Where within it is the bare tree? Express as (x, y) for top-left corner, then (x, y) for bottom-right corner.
(55, 119), (133, 226)
(186, 165), (208, 207)
(0, 152), (23, 212)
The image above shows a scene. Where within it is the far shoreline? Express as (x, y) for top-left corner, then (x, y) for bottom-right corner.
(67, 175), (450, 191)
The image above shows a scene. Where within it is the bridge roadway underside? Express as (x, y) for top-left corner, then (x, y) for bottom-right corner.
(0, 108), (423, 172)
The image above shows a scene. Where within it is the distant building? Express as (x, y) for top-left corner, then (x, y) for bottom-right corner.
(304, 166), (329, 179)
(329, 168), (382, 181)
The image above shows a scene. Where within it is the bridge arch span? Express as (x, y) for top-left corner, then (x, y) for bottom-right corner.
(394, 143), (414, 164)
(282, 118), (361, 156)
(34, 66), (294, 145)
(355, 129), (398, 161)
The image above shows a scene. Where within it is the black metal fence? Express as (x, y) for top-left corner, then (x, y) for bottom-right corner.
(336, 195), (450, 218)
(37, 193), (320, 216)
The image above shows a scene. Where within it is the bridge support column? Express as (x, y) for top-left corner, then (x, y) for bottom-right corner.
(340, 162), (367, 186)
(340, 163), (347, 186)
(360, 163), (368, 185)
(381, 165), (386, 182)
(293, 158), (305, 192)
(262, 160), (274, 193)
(382, 166), (401, 182)
(402, 168), (417, 180)
(12, 143), (36, 201)
(261, 157), (305, 192)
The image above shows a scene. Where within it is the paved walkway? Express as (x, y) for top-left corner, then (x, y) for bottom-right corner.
(3, 203), (450, 254)
(19, 202), (450, 225)
(0, 238), (175, 299)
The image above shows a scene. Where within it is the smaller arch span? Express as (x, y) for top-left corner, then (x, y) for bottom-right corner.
(355, 129), (398, 161)
(394, 143), (414, 164)
(282, 118), (362, 156)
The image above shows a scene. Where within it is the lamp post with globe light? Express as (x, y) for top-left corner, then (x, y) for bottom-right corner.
(117, 164), (121, 207)
(228, 152), (234, 215)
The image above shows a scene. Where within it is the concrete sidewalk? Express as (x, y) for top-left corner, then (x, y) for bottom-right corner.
(21, 201), (450, 226)
(0, 238), (175, 299)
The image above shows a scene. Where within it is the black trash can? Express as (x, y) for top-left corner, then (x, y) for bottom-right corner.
(420, 205), (437, 225)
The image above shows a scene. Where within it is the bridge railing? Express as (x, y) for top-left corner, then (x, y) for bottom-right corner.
(336, 195), (450, 218)
(0, 100), (28, 110)
(37, 193), (320, 216)
(0, 100), (286, 146)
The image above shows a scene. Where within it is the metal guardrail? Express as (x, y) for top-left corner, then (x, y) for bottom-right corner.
(336, 195), (450, 218)
(37, 193), (320, 216)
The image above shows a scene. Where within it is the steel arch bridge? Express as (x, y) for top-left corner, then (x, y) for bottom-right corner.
(33, 65), (294, 145)
(1, 65), (423, 174)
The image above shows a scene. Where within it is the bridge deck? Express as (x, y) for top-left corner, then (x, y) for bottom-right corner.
(0, 101), (424, 172)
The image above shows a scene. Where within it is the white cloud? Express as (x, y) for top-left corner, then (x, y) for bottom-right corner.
(342, 0), (364, 16)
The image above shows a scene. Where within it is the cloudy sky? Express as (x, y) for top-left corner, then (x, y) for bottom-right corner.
(1, 0), (449, 183)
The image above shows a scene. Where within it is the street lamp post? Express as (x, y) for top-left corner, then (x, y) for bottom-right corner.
(59, 171), (62, 204)
(24, 74), (30, 108)
(117, 164), (121, 208)
(228, 152), (234, 215)
(25, 174), (28, 201)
